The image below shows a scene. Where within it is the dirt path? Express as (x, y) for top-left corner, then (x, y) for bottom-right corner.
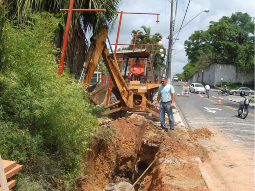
(196, 126), (255, 191)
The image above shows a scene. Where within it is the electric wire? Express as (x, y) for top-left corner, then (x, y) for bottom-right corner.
(172, 0), (178, 33)
(172, 48), (185, 56)
(173, 0), (191, 44)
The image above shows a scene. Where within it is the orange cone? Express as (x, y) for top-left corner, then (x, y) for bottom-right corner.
(217, 94), (221, 104)
(198, 91), (202, 97)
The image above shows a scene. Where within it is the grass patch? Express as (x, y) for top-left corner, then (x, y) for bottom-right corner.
(216, 82), (254, 90)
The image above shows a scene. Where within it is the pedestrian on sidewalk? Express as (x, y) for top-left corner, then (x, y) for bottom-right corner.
(155, 77), (176, 132)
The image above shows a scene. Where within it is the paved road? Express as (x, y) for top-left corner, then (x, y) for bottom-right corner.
(173, 81), (255, 149)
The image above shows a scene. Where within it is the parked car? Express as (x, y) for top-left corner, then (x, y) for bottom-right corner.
(189, 83), (205, 93)
(173, 76), (178, 82)
(228, 87), (255, 96)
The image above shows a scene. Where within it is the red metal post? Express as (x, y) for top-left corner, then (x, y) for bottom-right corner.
(114, 11), (123, 55)
(58, 0), (75, 76)
(58, 7), (105, 76)
(105, 78), (112, 105)
(101, 74), (105, 84)
(157, 14), (160, 23)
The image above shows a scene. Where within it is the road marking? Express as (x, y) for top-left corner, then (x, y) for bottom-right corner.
(204, 98), (255, 117)
(204, 107), (222, 113)
(188, 121), (254, 127)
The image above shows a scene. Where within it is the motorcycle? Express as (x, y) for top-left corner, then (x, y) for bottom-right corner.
(237, 96), (250, 119)
(218, 89), (229, 96)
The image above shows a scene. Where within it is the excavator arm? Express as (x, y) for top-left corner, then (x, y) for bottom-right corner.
(83, 26), (108, 85)
(83, 26), (130, 106)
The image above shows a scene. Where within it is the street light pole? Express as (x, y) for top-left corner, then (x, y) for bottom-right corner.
(166, 0), (174, 84)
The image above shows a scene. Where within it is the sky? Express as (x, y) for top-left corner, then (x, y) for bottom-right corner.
(108, 0), (255, 77)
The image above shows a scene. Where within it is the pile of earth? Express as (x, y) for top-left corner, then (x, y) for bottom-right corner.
(80, 114), (211, 191)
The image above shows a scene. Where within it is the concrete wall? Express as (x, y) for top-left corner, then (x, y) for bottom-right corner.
(188, 64), (254, 87)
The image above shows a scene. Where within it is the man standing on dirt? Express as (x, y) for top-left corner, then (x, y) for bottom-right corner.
(155, 77), (175, 132)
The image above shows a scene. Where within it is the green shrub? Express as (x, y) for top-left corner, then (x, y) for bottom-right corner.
(0, 122), (42, 163)
(0, 13), (99, 190)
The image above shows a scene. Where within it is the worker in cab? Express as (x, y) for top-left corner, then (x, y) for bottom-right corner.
(128, 58), (144, 83)
(154, 75), (159, 83)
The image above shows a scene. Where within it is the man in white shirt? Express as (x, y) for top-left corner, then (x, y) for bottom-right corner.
(205, 84), (210, 93)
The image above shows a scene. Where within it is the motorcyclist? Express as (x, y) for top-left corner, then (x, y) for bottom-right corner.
(223, 85), (227, 93)
(237, 90), (250, 119)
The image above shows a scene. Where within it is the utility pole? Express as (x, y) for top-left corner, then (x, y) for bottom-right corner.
(167, 0), (174, 84)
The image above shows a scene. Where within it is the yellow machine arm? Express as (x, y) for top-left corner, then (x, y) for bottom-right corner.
(83, 26), (129, 105)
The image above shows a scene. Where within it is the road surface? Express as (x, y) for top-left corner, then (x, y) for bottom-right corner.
(174, 81), (254, 147)
(173, 81), (255, 191)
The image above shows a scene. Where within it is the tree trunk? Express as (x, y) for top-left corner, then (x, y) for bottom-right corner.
(65, 21), (87, 78)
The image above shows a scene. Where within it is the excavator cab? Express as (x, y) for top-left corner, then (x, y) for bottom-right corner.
(83, 26), (160, 117)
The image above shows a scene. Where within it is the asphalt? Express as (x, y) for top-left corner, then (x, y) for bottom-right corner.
(210, 88), (255, 107)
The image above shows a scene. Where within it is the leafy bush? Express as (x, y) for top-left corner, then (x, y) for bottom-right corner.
(0, 13), (99, 190)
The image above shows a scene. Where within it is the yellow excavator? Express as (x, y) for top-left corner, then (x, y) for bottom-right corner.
(83, 26), (161, 117)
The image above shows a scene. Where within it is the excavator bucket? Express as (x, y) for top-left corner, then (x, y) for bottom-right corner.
(89, 84), (108, 105)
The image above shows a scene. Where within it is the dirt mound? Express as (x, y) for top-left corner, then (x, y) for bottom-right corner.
(189, 128), (214, 140)
(81, 114), (209, 190)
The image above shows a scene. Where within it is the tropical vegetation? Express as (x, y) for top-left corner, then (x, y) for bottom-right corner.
(182, 12), (254, 80)
(0, 0), (121, 190)
(4, 0), (120, 77)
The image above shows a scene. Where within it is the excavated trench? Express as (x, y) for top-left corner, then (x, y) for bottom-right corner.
(82, 113), (210, 191)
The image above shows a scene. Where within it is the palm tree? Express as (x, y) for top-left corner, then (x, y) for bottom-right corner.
(130, 25), (166, 73)
(4, 0), (120, 77)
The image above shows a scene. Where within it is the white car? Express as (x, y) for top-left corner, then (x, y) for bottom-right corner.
(190, 83), (205, 93)
(173, 76), (178, 81)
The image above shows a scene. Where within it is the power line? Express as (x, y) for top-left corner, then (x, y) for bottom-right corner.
(172, 0), (178, 33)
(172, 48), (185, 56)
(173, 0), (191, 44)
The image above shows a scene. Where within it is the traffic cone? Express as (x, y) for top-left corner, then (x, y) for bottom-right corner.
(198, 91), (202, 97)
(217, 94), (221, 104)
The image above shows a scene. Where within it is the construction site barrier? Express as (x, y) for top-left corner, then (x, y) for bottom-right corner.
(181, 84), (190, 97)
(217, 95), (222, 104)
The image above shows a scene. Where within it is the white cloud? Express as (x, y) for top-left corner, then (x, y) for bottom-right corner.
(108, 0), (255, 77)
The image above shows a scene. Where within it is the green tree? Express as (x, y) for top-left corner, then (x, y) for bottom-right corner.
(184, 12), (254, 75)
(4, 0), (120, 77)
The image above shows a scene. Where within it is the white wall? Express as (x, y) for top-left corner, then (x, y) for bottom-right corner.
(188, 64), (254, 87)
